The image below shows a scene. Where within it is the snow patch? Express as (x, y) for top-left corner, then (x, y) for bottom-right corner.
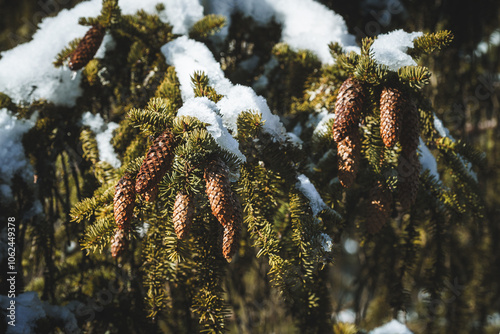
(0, 109), (36, 202)
(217, 84), (287, 141)
(296, 174), (328, 216)
(418, 138), (438, 179)
(319, 232), (333, 252)
(205, 0), (359, 64)
(161, 36), (232, 101)
(313, 110), (336, 136)
(337, 308), (356, 323)
(369, 319), (413, 334)
(371, 29), (423, 71)
(0, 292), (80, 334)
(176, 97), (246, 170)
(81, 112), (121, 168)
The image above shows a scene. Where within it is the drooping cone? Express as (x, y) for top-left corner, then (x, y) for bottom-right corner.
(365, 181), (392, 234)
(69, 24), (105, 71)
(173, 191), (195, 239)
(337, 132), (361, 188)
(222, 192), (242, 262)
(135, 128), (176, 194)
(380, 86), (406, 148)
(333, 77), (365, 143)
(114, 173), (135, 230)
(400, 99), (420, 155)
(398, 150), (421, 210)
(204, 158), (242, 261)
(143, 186), (159, 202)
(111, 228), (128, 258)
(204, 158), (235, 228)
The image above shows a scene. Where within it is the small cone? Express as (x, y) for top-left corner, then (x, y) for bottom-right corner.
(135, 128), (176, 194)
(114, 173), (135, 230)
(173, 191), (195, 239)
(69, 24), (105, 71)
(365, 181), (392, 234)
(400, 99), (420, 155)
(398, 150), (421, 210)
(222, 192), (242, 261)
(380, 86), (405, 148)
(333, 77), (365, 143)
(337, 132), (361, 188)
(204, 158), (235, 228)
(111, 228), (128, 258)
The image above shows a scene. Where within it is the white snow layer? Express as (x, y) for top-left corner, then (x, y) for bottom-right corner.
(176, 97), (246, 165)
(162, 36), (288, 157)
(0, 0), (201, 107)
(319, 232), (333, 252)
(204, 0), (359, 64)
(369, 319), (413, 334)
(0, 109), (36, 201)
(0, 292), (80, 334)
(418, 138), (439, 180)
(81, 112), (121, 168)
(296, 174), (328, 216)
(371, 29), (423, 71)
(433, 113), (453, 139)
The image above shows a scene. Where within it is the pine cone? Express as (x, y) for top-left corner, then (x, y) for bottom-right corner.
(111, 228), (128, 258)
(398, 150), (421, 210)
(143, 186), (159, 202)
(204, 158), (236, 228)
(380, 86), (406, 148)
(114, 173), (135, 230)
(173, 191), (195, 239)
(400, 99), (420, 155)
(337, 132), (361, 188)
(365, 181), (392, 234)
(135, 128), (176, 194)
(69, 24), (105, 71)
(333, 77), (365, 143)
(222, 192), (242, 262)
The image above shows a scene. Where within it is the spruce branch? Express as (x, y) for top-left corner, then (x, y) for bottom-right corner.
(189, 14), (226, 40)
(409, 30), (454, 58)
(398, 66), (431, 90)
(156, 66), (183, 111)
(53, 38), (81, 67)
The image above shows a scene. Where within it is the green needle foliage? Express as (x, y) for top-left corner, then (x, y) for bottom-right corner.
(3, 0), (495, 333)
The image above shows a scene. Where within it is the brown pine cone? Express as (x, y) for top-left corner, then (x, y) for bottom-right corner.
(114, 173), (135, 230)
(380, 86), (406, 148)
(173, 191), (195, 239)
(333, 77), (365, 143)
(398, 150), (421, 210)
(400, 99), (420, 155)
(143, 186), (159, 202)
(204, 158), (236, 228)
(111, 228), (128, 258)
(222, 192), (242, 262)
(69, 24), (105, 71)
(337, 131), (361, 188)
(135, 128), (176, 194)
(365, 181), (392, 234)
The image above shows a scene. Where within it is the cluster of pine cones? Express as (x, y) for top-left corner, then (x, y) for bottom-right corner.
(111, 128), (242, 261)
(333, 77), (421, 233)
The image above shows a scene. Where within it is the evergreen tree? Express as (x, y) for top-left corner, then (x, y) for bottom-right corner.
(0, 1), (498, 333)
